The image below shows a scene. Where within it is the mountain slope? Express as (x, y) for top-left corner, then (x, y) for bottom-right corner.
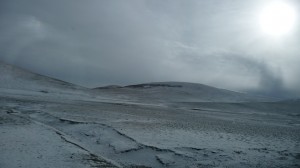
(95, 82), (276, 103)
(0, 61), (275, 103)
(0, 61), (84, 93)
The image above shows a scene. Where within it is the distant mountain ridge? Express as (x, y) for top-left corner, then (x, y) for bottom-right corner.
(0, 61), (276, 102)
(95, 82), (276, 103)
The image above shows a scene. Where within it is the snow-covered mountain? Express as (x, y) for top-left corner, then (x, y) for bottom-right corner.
(95, 82), (275, 103)
(0, 61), (84, 93)
(0, 61), (275, 103)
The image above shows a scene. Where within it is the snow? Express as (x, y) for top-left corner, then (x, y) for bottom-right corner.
(1, 61), (300, 167)
(0, 112), (117, 168)
(94, 81), (277, 103)
(0, 61), (83, 92)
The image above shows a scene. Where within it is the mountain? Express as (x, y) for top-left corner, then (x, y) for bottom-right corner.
(94, 82), (276, 103)
(0, 61), (84, 93)
(0, 61), (276, 103)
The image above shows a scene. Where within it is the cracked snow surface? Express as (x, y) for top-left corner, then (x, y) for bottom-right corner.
(1, 93), (299, 168)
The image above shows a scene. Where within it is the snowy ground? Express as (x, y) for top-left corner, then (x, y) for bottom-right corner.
(1, 62), (299, 167)
(1, 89), (299, 168)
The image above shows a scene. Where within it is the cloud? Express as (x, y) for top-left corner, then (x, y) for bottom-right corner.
(0, 0), (299, 97)
(163, 46), (286, 95)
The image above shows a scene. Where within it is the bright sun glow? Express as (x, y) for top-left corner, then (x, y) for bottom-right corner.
(259, 1), (297, 37)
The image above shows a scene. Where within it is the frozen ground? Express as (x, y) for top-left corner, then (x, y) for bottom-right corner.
(1, 62), (300, 167)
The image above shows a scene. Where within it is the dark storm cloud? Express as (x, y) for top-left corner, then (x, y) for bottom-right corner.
(0, 0), (299, 97)
(0, 0), (170, 85)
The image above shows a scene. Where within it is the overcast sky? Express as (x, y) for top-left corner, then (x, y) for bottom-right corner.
(0, 0), (299, 97)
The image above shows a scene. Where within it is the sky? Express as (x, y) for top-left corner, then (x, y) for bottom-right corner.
(0, 0), (299, 98)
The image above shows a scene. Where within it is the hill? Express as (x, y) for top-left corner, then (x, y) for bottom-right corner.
(94, 82), (275, 103)
(0, 61), (84, 93)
